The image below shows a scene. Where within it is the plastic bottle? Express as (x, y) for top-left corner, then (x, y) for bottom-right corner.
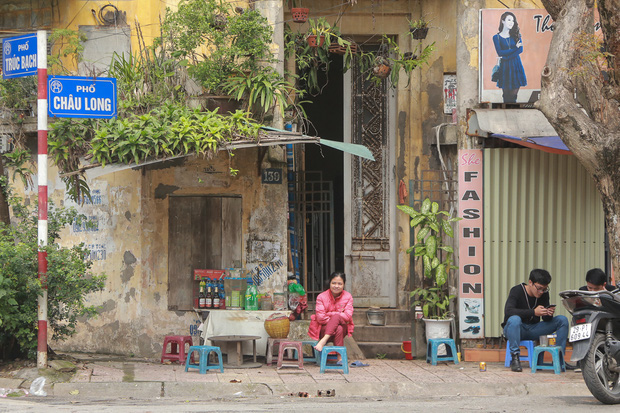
(245, 278), (258, 310)
(219, 280), (226, 309)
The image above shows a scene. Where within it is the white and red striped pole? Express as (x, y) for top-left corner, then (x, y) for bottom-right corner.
(36, 30), (48, 369)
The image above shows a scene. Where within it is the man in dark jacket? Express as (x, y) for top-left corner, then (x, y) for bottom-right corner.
(579, 268), (616, 292)
(502, 268), (569, 372)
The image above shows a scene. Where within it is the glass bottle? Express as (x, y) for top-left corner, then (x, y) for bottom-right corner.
(199, 281), (206, 309)
(213, 286), (220, 308)
(206, 286), (213, 308)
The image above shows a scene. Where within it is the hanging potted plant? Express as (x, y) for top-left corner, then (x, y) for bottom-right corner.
(397, 198), (461, 343)
(328, 37), (358, 56)
(408, 17), (430, 40)
(290, 0), (309, 23)
(306, 17), (331, 48)
(371, 56), (392, 79)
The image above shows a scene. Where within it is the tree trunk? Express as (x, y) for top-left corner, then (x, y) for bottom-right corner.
(539, 0), (620, 280)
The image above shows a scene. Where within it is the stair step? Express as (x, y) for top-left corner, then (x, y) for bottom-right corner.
(353, 325), (412, 342)
(352, 308), (412, 325)
(357, 341), (412, 359)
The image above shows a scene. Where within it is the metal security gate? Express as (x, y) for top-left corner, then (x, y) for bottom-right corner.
(410, 169), (458, 212)
(289, 171), (335, 302)
(410, 169), (459, 290)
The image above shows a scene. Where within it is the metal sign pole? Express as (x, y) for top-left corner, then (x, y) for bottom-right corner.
(37, 29), (48, 369)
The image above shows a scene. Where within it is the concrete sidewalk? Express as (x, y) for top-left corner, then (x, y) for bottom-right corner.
(0, 352), (592, 401)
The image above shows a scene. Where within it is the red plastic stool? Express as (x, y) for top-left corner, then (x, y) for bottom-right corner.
(266, 338), (289, 366)
(277, 340), (304, 370)
(161, 335), (193, 364)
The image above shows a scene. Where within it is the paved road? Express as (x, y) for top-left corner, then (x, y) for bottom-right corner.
(1, 394), (619, 412)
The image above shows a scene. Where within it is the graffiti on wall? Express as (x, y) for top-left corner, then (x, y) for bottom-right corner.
(85, 243), (107, 261)
(247, 259), (284, 286)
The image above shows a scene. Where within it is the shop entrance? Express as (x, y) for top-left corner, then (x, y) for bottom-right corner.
(296, 51), (397, 307)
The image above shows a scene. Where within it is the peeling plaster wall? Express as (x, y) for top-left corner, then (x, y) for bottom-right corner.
(24, 148), (289, 357)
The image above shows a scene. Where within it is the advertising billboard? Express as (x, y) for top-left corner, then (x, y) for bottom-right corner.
(480, 9), (554, 104)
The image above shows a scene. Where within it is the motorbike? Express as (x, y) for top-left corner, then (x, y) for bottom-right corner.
(560, 288), (620, 404)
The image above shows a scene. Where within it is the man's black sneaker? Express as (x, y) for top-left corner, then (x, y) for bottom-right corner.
(510, 353), (522, 372)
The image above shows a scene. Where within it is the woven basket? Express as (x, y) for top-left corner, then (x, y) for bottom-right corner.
(264, 313), (290, 338)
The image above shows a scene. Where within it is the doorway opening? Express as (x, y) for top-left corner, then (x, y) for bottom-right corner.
(294, 54), (344, 301)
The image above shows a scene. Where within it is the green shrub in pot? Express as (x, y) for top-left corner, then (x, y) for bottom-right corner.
(398, 198), (461, 319)
(160, 0), (275, 96)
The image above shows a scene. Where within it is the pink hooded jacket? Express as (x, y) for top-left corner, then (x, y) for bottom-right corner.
(308, 289), (355, 340)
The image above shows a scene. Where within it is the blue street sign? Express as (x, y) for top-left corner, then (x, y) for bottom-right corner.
(48, 76), (117, 119)
(2, 33), (38, 79)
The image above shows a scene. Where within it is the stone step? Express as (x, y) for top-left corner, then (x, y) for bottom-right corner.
(352, 308), (413, 326)
(353, 325), (412, 343)
(357, 341), (413, 360)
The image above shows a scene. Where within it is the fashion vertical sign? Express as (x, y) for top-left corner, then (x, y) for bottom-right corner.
(459, 149), (484, 339)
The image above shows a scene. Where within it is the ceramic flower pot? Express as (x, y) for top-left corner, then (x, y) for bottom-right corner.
(372, 63), (391, 79)
(307, 34), (325, 48)
(328, 42), (358, 55)
(291, 7), (309, 23)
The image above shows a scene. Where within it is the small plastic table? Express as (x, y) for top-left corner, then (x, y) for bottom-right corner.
(208, 335), (261, 369)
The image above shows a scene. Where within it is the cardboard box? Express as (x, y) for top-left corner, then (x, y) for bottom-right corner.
(193, 269), (226, 281)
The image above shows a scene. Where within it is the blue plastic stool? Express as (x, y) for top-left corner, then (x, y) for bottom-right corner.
(301, 340), (319, 363)
(318, 346), (349, 374)
(184, 345), (224, 374)
(504, 340), (535, 367)
(531, 346), (565, 374)
(426, 338), (459, 365)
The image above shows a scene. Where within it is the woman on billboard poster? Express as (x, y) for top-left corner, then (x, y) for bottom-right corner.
(493, 11), (527, 103)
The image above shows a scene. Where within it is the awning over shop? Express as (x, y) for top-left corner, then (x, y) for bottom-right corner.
(258, 126), (375, 161)
(467, 108), (572, 155)
(491, 134), (571, 155)
(70, 127), (373, 180)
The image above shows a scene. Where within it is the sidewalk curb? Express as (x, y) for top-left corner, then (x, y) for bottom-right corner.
(0, 378), (25, 389)
(47, 380), (592, 399)
(53, 382), (162, 398)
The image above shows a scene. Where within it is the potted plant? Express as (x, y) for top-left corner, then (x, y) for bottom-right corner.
(358, 35), (435, 86)
(222, 67), (301, 121)
(328, 37), (358, 56)
(408, 17), (430, 40)
(371, 56), (392, 79)
(306, 17), (332, 48)
(160, 0), (275, 109)
(398, 198), (461, 342)
(289, 0), (309, 23)
(285, 20), (354, 95)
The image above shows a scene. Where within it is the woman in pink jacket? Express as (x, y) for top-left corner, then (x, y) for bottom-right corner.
(308, 272), (354, 362)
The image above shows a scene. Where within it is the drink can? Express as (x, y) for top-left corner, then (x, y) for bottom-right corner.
(549, 337), (556, 346)
(479, 361), (486, 372)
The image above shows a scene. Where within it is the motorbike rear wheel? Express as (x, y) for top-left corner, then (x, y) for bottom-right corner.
(582, 333), (620, 404)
